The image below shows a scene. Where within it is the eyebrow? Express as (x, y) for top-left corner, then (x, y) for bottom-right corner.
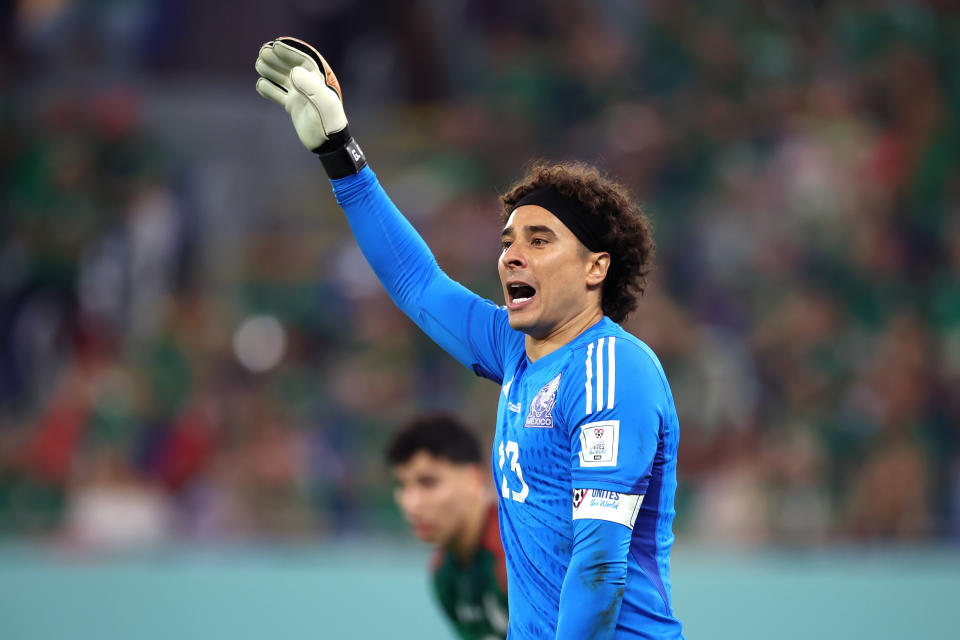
(500, 224), (559, 239)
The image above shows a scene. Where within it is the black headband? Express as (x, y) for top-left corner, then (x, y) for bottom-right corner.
(513, 187), (605, 252)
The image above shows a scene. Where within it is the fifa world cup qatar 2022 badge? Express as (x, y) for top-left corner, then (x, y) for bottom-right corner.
(525, 374), (562, 428)
(578, 420), (620, 467)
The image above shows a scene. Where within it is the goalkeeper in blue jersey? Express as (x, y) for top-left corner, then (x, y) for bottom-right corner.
(256, 37), (684, 639)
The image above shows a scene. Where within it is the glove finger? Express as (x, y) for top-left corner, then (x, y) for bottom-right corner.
(255, 77), (288, 106)
(256, 41), (285, 71)
(258, 42), (302, 77)
(271, 38), (343, 101)
(275, 37), (325, 68)
(255, 57), (292, 91)
(290, 65), (332, 102)
(272, 39), (320, 73)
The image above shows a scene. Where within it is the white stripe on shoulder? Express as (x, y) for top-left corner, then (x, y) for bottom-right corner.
(584, 342), (594, 415)
(596, 337), (605, 412)
(607, 336), (616, 410)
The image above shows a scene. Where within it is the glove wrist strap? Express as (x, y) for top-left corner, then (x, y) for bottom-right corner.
(313, 127), (367, 179)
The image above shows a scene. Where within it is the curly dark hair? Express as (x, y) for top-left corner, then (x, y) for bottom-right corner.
(500, 162), (654, 323)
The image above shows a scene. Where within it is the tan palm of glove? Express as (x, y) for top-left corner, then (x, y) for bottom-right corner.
(255, 37), (365, 177)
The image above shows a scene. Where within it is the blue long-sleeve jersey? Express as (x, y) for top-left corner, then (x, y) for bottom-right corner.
(332, 167), (684, 639)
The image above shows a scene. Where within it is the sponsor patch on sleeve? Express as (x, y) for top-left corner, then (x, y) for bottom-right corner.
(571, 488), (643, 528)
(578, 420), (619, 467)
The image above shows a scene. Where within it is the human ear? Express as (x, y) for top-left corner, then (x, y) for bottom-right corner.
(585, 252), (611, 286)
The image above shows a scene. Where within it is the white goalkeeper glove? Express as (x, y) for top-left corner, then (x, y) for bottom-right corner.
(255, 36), (366, 178)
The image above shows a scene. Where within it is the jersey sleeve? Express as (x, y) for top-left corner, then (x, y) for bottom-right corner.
(561, 336), (667, 495)
(556, 518), (630, 639)
(330, 167), (519, 383)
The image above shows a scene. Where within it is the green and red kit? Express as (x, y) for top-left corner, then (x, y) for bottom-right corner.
(430, 503), (508, 640)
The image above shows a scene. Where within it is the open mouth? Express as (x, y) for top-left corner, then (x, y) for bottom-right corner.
(507, 281), (537, 309)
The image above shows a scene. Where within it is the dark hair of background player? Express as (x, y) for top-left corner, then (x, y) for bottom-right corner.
(386, 413), (483, 466)
(500, 162), (655, 323)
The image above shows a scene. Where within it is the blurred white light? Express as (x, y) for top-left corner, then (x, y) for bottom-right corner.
(233, 315), (286, 373)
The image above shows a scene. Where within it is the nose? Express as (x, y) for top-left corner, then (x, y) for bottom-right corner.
(501, 242), (526, 270)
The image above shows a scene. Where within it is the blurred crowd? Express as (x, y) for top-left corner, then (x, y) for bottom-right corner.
(1, 0), (959, 548)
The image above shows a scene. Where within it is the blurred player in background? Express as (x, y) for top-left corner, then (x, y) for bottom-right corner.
(256, 37), (683, 638)
(387, 413), (508, 640)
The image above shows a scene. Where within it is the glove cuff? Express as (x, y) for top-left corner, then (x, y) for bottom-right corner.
(313, 127), (367, 179)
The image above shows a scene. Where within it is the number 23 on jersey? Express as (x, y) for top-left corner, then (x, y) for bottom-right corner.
(498, 440), (529, 503)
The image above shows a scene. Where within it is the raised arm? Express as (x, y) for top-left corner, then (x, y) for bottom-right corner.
(331, 166), (501, 374)
(254, 37), (517, 381)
